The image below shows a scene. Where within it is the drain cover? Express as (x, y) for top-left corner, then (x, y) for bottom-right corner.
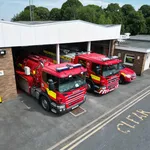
(70, 107), (86, 117)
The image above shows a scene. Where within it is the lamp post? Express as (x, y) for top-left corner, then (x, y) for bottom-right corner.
(29, 0), (34, 21)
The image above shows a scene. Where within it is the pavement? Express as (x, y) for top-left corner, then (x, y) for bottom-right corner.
(1, 70), (150, 150)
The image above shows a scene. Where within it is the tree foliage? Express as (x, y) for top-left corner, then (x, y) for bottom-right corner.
(49, 8), (61, 20)
(12, 1), (150, 35)
(61, 0), (83, 20)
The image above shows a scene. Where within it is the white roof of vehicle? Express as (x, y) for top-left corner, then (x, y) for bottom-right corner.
(0, 20), (121, 48)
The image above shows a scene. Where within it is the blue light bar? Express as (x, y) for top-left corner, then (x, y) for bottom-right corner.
(73, 64), (82, 68)
(56, 64), (82, 72)
(56, 66), (69, 72)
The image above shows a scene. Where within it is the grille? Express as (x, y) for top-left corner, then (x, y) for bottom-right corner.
(108, 77), (118, 90)
(108, 77), (118, 84)
(66, 90), (84, 107)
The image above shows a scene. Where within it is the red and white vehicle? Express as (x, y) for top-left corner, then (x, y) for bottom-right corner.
(59, 52), (120, 95)
(15, 55), (87, 114)
(118, 62), (136, 84)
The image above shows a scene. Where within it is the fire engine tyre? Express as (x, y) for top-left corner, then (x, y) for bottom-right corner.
(40, 96), (50, 111)
(119, 76), (125, 84)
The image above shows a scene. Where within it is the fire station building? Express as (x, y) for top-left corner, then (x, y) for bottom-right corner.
(0, 20), (121, 101)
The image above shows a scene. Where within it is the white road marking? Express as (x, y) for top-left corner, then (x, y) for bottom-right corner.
(21, 100), (31, 109)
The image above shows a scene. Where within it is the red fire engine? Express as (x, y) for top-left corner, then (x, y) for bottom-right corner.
(15, 55), (87, 114)
(72, 53), (121, 94)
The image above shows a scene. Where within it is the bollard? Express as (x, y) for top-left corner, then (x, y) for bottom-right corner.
(0, 97), (2, 103)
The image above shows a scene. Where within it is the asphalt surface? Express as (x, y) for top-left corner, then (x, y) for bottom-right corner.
(73, 90), (150, 150)
(1, 70), (150, 150)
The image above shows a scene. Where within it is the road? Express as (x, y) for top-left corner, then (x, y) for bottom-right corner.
(1, 71), (150, 150)
(59, 88), (150, 150)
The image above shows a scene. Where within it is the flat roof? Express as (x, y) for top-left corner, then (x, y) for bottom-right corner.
(0, 20), (121, 48)
(116, 39), (150, 53)
(130, 35), (150, 42)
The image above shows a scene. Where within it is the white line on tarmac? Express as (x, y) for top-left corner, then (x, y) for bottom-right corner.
(48, 85), (150, 150)
(21, 100), (31, 109)
(66, 91), (150, 150)
(60, 90), (150, 150)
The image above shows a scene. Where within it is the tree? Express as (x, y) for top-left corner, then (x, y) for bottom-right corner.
(125, 11), (146, 35)
(77, 5), (105, 24)
(35, 7), (49, 20)
(146, 17), (150, 34)
(106, 3), (120, 12)
(49, 8), (61, 20)
(121, 4), (136, 34)
(105, 3), (122, 24)
(61, 0), (83, 20)
(12, 5), (48, 21)
(121, 4), (135, 16)
(139, 5), (150, 18)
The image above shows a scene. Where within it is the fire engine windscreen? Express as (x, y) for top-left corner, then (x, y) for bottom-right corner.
(102, 64), (119, 77)
(58, 73), (86, 93)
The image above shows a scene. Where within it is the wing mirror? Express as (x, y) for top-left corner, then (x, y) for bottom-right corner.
(48, 79), (55, 91)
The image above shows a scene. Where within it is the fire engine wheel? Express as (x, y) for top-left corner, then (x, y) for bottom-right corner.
(119, 76), (125, 84)
(40, 96), (50, 111)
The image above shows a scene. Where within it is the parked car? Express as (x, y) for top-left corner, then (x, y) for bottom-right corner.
(118, 63), (136, 84)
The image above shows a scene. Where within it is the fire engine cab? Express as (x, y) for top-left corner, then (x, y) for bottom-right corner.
(73, 53), (121, 94)
(15, 55), (87, 114)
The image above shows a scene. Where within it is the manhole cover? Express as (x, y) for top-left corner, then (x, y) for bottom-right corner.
(70, 107), (86, 117)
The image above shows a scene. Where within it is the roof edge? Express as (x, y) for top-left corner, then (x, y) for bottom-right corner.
(115, 45), (149, 53)
(0, 20), (121, 28)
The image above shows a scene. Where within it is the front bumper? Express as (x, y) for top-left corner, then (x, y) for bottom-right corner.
(50, 95), (86, 114)
(95, 84), (119, 95)
(125, 76), (136, 82)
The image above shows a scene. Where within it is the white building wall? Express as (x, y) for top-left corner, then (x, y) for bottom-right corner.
(144, 53), (150, 71)
(0, 20), (121, 48)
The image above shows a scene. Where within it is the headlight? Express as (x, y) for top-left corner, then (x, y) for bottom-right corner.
(101, 86), (106, 90)
(126, 74), (131, 78)
(57, 105), (65, 109)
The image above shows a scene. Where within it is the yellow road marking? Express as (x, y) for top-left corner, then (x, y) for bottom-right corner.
(48, 85), (150, 150)
(66, 91), (150, 150)
(61, 90), (150, 150)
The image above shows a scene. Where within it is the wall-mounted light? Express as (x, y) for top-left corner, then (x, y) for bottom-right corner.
(0, 49), (6, 56)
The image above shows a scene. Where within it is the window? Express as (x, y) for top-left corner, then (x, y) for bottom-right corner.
(92, 63), (101, 75)
(124, 54), (135, 66)
(42, 72), (58, 89)
(102, 64), (119, 77)
(78, 59), (86, 67)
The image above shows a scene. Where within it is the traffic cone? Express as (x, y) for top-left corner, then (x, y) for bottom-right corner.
(0, 97), (2, 103)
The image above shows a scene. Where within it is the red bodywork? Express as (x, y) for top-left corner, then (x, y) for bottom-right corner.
(119, 63), (136, 83)
(16, 55), (87, 113)
(73, 53), (121, 94)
